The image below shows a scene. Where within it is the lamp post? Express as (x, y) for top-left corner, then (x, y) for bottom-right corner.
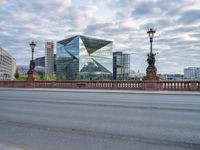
(27, 41), (38, 81)
(30, 41), (36, 61)
(147, 28), (156, 55)
(144, 28), (159, 81)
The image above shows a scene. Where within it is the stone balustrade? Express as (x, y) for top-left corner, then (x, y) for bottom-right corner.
(0, 80), (200, 91)
(160, 81), (200, 91)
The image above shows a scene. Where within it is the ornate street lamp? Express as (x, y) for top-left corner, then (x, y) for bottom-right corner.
(147, 28), (156, 55)
(27, 41), (38, 81)
(144, 28), (159, 81)
(30, 41), (36, 61)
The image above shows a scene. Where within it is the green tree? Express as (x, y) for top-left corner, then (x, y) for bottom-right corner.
(14, 70), (27, 81)
(44, 75), (56, 80)
(56, 74), (65, 80)
(37, 71), (45, 80)
(75, 72), (81, 80)
(18, 75), (27, 80)
(14, 70), (19, 79)
(99, 73), (104, 80)
(89, 74), (92, 80)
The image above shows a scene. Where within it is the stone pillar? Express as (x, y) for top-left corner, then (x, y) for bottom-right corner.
(144, 67), (159, 81)
(27, 60), (39, 81)
(143, 66), (160, 90)
(27, 70), (39, 81)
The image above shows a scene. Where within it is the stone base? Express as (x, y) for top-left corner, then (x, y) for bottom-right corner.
(144, 67), (160, 81)
(143, 80), (160, 90)
(27, 70), (39, 81)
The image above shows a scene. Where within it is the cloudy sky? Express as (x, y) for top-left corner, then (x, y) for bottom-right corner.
(0, 0), (200, 74)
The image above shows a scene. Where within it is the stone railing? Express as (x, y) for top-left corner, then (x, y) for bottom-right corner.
(0, 80), (200, 91)
(160, 81), (200, 91)
(0, 80), (143, 90)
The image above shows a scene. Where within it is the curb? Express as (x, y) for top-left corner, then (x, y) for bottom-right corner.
(0, 88), (200, 96)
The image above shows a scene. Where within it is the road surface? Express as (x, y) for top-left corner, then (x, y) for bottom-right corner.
(0, 89), (200, 150)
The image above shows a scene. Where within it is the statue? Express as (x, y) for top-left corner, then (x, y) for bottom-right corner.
(144, 28), (160, 81)
(147, 53), (156, 68)
(29, 60), (35, 70)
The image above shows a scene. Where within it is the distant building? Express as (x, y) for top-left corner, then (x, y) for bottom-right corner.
(45, 42), (54, 76)
(113, 52), (130, 80)
(35, 56), (45, 67)
(129, 70), (145, 80)
(56, 35), (113, 80)
(17, 65), (29, 75)
(184, 67), (200, 79)
(34, 55), (56, 73)
(0, 47), (16, 80)
(159, 74), (184, 80)
(11, 58), (16, 80)
(196, 68), (200, 79)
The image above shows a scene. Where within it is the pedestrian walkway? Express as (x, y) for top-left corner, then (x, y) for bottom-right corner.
(0, 88), (200, 95)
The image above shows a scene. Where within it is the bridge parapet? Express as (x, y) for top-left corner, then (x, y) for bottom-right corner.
(0, 80), (200, 91)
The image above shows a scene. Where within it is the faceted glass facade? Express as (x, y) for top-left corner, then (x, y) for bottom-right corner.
(56, 35), (113, 80)
(113, 52), (130, 80)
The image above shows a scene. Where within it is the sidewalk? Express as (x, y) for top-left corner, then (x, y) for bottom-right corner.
(0, 87), (200, 95)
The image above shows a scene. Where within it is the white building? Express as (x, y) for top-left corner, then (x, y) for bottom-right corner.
(196, 68), (200, 79)
(129, 70), (145, 80)
(11, 58), (16, 80)
(0, 47), (16, 80)
(184, 67), (200, 79)
(159, 74), (184, 80)
(45, 42), (54, 76)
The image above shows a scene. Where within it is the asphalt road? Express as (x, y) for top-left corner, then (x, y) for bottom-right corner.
(0, 89), (200, 150)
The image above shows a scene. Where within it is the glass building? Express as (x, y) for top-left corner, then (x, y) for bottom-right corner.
(56, 35), (113, 80)
(35, 54), (56, 73)
(113, 52), (130, 80)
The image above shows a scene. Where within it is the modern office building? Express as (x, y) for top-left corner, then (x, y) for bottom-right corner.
(113, 52), (130, 80)
(56, 35), (113, 80)
(0, 47), (16, 80)
(45, 42), (54, 76)
(35, 56), (45, 67)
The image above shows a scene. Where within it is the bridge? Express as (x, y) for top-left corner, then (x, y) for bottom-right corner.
(0, 80), (200, 91)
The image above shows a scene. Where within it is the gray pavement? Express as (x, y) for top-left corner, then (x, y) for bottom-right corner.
(1, 87), (200, 95)
(0, 88), (200, 150)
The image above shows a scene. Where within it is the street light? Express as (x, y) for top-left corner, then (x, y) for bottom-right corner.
(144, 28), (159, 81)
(146, 28), (156, 68)
(27, 41), (38, 81)
(29, 41), (36, 61)
(147, 28), (156, 54)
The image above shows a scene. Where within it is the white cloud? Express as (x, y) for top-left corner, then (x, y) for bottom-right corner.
(0, 0), (200, 74)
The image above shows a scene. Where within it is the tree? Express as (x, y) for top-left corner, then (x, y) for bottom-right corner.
(75, 72), (81, 80)
(99, 73), (104, 80)
(37, 71), (45, 80)
(56, 74), (65, 80)
(14, 70), (19, 79)
(40, 73), (45, 80)
(89, 74), (92, 80)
